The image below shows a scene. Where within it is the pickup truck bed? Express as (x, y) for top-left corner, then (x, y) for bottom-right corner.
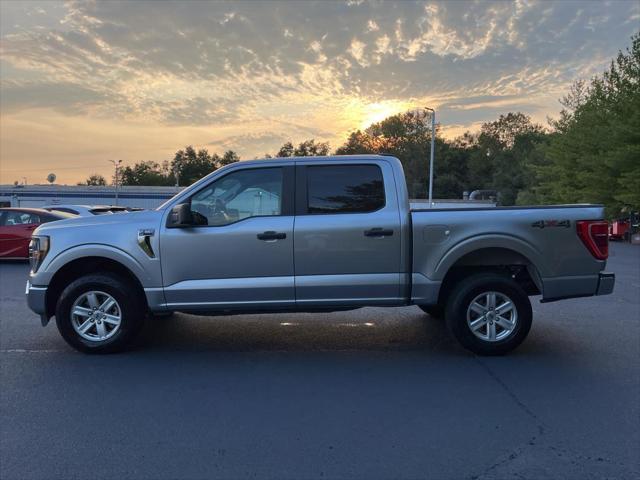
(410, 204), (613, 306)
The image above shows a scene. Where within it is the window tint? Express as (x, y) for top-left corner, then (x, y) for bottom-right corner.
(190, 168), (282, 226)
(307, 165), (385, 214)
(0, 211), (40, 225)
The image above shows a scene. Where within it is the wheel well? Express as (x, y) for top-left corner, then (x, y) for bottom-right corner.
(437, 248), (541, 307)
(45, 257), (147, 318)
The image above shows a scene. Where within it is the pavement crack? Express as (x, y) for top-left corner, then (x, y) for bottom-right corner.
(474, 356), (545, 434)
(467, 357), (547, 480)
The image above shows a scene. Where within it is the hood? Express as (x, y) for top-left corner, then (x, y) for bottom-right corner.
(35, 209), (163, 235)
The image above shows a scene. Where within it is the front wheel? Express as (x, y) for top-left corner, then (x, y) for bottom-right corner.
(55, 273), (146, 353)
(445, 273), (532, 356)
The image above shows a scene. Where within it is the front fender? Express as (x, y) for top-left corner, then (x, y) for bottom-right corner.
(33, 244), (153, 287)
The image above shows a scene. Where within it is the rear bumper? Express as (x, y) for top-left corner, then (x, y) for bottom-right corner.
(541, 272), (615, 303)
(25, 281), (49, 325)
(596, 272), (615, 296)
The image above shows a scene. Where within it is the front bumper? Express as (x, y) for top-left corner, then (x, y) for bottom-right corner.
(26, 281), (49, 326)
(596, 272), (615, 296)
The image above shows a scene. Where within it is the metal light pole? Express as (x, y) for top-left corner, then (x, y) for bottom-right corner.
(424, 107), (436, 207)
(174, 167), (180, 188)
(108, 160), (122, 205)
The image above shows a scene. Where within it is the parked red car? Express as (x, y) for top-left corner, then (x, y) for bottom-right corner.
(0, 208), (76, 259)
(609, 219), (630, 241)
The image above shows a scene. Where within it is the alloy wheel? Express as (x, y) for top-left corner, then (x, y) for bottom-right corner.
(70, 290), (122, 342)
(466, 291), (518, 342)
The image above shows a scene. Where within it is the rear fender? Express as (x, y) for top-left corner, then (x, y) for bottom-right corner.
(434, 234), (549, 281)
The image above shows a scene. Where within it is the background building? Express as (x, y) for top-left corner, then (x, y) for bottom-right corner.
(0, 185), (183, 210)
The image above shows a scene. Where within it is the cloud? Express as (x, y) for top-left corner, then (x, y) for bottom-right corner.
(208, 132), (289, 155)
(348, 38), (368, 66)
(0, 81), (108, 114)
(0, 0), (637, 181)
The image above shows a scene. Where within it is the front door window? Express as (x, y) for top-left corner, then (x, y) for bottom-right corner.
(190, 168), (283, 226)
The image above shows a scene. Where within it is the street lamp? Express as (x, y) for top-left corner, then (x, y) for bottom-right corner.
(108, 159), (123, 205)
(173, 167), (180, 188)
(424, 107), (436, 207)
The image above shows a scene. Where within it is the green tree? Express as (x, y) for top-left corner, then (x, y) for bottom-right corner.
(171, 146), (217, 186)
(274, 139), (330, 157)
(120, 161), (170, 186)
(276, 141), (295, 157)
(118, 147), (241, 187)
(532, 33), (640, 214)
(80, 174), (107, 186)
(219, 150), (240, 167)
(294, 139), (330, 156)
(470, 113), (547, 205)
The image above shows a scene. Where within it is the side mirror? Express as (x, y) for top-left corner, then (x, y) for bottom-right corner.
(167, 203), (193, 228)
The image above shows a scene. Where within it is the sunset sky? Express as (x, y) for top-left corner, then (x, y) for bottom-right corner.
(1, 0), (638, 184)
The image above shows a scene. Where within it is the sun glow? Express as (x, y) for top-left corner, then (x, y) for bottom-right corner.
(341, 99), (413, 131)
(359, 101), (412, 129)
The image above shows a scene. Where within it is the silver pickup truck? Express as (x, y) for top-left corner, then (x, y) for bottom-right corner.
(26, 155), (614, 355)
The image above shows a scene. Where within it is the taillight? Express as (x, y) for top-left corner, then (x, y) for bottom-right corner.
(576, 220), (609, 260)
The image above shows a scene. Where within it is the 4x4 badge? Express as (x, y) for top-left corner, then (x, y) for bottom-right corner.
(532, 220), (570, 229)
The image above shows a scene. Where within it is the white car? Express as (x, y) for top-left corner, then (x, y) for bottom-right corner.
(43, 204), (142, 217)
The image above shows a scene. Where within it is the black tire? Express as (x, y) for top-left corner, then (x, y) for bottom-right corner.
(418, 304), (445, 319)
(55, 273), (146, 353)
(445, 272), (532, 356)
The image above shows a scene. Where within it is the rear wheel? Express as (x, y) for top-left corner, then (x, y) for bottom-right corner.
(445, 272), (532, 355)
(55, 273), (146, 353)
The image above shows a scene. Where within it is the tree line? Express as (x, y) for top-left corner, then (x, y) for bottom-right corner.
(83, 33), (639, 216)
(82, 147), (240, 188)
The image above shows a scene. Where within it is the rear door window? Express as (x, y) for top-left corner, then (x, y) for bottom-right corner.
(306, 165), (385, 214)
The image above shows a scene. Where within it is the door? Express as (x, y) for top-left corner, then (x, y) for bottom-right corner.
(0, 210), (40, 258)
(294, 162), (403, 306)
(159, 165), (295, 310)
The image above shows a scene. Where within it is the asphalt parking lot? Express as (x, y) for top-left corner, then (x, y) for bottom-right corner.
(1, 243), (638, 480)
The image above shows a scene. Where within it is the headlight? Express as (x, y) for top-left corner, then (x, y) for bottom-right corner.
(29, 236), (50, 273)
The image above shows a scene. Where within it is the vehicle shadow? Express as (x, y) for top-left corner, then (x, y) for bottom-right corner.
(136, 306), (460, 354)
